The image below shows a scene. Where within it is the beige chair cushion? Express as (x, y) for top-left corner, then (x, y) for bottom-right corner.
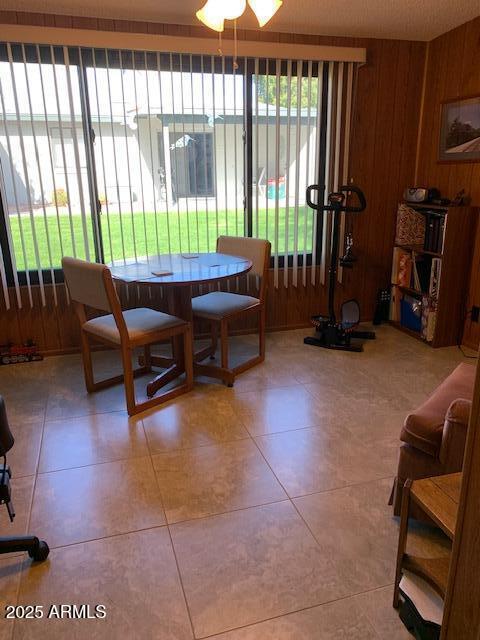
(192, 291), (260, 319)
(83, 307), (184, 344)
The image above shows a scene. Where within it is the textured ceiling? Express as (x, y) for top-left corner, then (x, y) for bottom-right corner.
(6, 0), (480, 41)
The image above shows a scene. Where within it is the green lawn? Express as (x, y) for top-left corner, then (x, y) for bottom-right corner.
(8, 207), (314, 270)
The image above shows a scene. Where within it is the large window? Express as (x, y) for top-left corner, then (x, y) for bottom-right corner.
(0, 43), (356, 307)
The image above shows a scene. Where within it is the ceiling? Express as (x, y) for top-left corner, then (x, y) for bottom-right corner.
(6, 0), (480, 41)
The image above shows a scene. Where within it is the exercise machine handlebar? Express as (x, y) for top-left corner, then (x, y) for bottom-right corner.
(306, 184), (367, 213)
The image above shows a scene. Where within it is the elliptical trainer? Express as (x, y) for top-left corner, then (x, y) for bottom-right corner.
(304, 184), (375, 352)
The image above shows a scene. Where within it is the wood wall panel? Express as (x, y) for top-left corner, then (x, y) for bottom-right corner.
(416, 16), (480, 350)
(0, 11), (426, 354)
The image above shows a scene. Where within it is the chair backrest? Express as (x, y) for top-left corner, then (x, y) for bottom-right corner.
(217, 236), (271, 299)
(217, 236), (270, 278)
(62, 256), (114, 313)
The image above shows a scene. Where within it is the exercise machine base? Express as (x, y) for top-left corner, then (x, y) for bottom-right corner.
(304, 328), (376, 353)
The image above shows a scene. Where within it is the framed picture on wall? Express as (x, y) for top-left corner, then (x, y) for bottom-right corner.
(439, 95), (480, 162)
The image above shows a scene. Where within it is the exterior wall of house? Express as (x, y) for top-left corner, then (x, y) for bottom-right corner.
(1, 117), (317, 215)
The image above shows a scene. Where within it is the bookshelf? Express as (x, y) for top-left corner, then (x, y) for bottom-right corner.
(390, 202), (477, 347)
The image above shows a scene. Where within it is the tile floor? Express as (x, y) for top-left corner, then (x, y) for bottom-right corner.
(0, 324), (466, 639)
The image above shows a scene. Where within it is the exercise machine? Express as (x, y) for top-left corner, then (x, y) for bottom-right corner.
(304, 184), (375, 352)
(0, 396), (49, 562)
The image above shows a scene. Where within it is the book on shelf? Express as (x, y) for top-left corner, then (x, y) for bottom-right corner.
(424, 211), (446, 254)
(429, 258), (442, 300)
(392, 247), (413, 288)
(421, 295), (437, 343)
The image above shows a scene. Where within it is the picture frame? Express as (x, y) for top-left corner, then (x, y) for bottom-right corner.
(439, 95), (480, 163)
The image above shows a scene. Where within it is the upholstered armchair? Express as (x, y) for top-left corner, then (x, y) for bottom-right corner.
(390, 362), (475, 516)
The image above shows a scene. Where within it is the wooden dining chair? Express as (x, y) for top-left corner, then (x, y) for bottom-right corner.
(192, 236), (271, 386)
(62, 257), (193, 416)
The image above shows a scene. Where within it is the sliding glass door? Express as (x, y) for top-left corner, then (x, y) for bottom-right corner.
(0, 42), (355, 307)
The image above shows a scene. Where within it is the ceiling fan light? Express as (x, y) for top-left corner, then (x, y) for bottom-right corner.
(248, 0), (283, 27)
(196, 1), (226, 32)
(223, 0), (247, 20)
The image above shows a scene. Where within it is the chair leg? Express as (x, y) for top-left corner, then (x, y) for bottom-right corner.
(80, 330), (95, 392)
(210, 322), (218, 359)
(144, 344), (152, 372)
(220, 319), (229, 370)
(183, 326), (194, 390)
(121, 345), (136, 416)
(259, 307), (266, 361)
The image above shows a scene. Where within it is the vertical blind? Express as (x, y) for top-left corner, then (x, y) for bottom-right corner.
(0, 42), (357, 309)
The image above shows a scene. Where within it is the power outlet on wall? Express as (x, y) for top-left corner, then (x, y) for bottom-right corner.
(472, 306), (480, 323)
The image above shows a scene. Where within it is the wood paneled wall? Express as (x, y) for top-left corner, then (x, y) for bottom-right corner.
(416, 16), (480, 350)
(0, 11), (426, 354)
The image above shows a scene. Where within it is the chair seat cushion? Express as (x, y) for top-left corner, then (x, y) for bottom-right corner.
(192, 291), (260, 319)
(400, 362), (476, 457)
(83, 307), (184, 344)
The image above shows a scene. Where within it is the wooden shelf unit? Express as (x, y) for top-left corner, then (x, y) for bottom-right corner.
(393, 473), (462, 607)
(390, 203), (477, 347)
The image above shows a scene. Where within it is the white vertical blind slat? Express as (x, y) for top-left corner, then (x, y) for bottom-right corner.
(144, 51), (160, 256)
(91, 49), (114, 263)
(7, 43), (45, 306)
(292, 60), (303, 288)
(283, 60), (292, 288)
(320, 61), (334, 286)
(0, 167), (18, 308)
(64, 47), (91, 266)
(169, 52), (183, 253)
(200, 55), (211, 252)
(178, 54), (191, 252)
(264, 61), (270, 246)
(311, 61), (324, 286)
(211, 55), (219, 243)
(302, 60), (313, 287)
(221, 56), (229, 237)
(233, 58), (239, 237)
(254, 57), (260, 239)
(22, 44), (57, 305)
(273, 58), (281, 290)
(338, 62), (354, 283)
(118, 50), (138, 260)
(105, 48), (127, 263)
(189, 54), (200, 253)
(156, 51), (171, 254)
(0, 59), (25, 308)
(131, 52), (149, 262)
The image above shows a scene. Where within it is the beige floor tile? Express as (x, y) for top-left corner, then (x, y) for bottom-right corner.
(142, 394), (249, 453)
(170, 501), (354, 638)
(1, 389), (47, 427)
(0, 476), (35, 546)
(152, 440), (286, 523)
(13, 528), (193, 640)
(6, 421), (43, 478)
(255, 427), (393, 497)
(210, 596), (379, 639)
(30, 457), (166, 547)
(0, 556), (23, 640)
(39, 411), (148, 473)
(230, 386), (339, 436)
(352, 586), (412, 639)
(294, 478), (398, 593)
(45, 381), (127, 420)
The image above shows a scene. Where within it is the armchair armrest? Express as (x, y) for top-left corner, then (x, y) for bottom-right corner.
(439, 398), (472, 471)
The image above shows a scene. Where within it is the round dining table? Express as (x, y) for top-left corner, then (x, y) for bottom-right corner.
(110, 252), (252, 396)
